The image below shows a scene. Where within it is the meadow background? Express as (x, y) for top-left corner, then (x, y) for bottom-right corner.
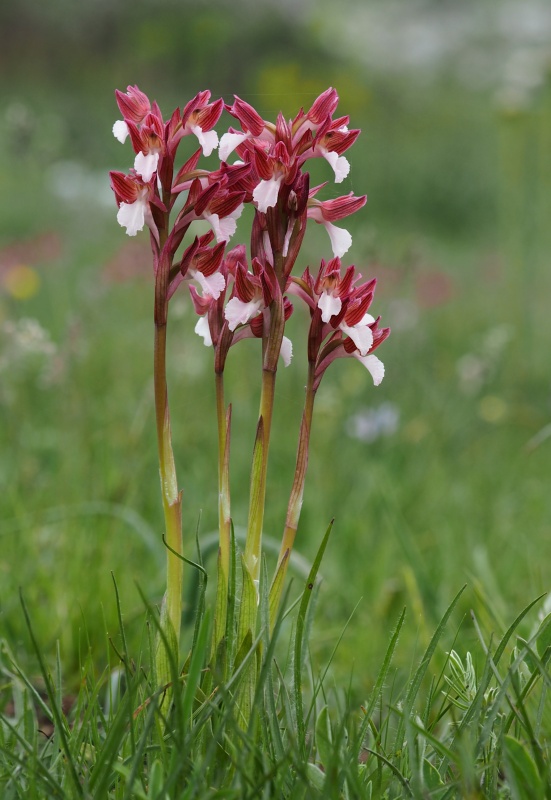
(1, 0), (550, 705)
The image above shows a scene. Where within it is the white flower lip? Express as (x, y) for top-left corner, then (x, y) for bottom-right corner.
(280, 335), (293, 367)
(194, 316), (212, 346)
(322, 150), (350, 183)
(112, 119), (129, 143)
(117, 197), (146, 236)
(253, 175), (283, 213)
(353, 353), (385, 385)
(218, 131), (249, 161)
(340, 319), (374, 356)
(193, 270), (225, 300)
(134, 151), (159, 183)
(318, 291), (342, 323)
(224, 296), (263, 331)
(324, 221), (352, 258)
(204, 204), (243, 243)
(191, 125), (219, 157)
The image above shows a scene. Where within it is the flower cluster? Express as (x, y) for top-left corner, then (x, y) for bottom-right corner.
(289, 257), (389, 387)
(109, 85), (389, 385)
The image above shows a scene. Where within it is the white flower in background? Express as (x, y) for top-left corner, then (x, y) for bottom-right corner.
(346, 402), (399, 442)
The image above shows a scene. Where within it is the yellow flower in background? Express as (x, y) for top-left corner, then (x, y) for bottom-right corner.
(2, 264), (41, 300)
(478, 395), (508, 424)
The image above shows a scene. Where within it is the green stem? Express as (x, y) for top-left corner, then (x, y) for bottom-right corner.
(213, 372), (231, 651)
(269, 361), (316, 627)
(244, 371), (275, 586)
(244, 294), (284, 588)
(216, 373), (231, 581)
(154, 320), (183, 646)
(151, 208), (183, 680)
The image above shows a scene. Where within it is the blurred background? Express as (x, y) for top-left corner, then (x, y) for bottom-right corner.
(1, 0), (550, 691)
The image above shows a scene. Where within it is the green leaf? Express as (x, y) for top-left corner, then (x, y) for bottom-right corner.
(237, 556), (258, 654)
(19, 591), (83, 798)
(268, 548), (289, 630)
(233, 629), (253, 675)
(517, 636), (539, 673)
(492, 594), (546, 667)
(503, 736), (545, 800)
(233, 559), (259, 731)
(212, 548), (228, 677)
(357, 770), (372, 798)
(422, 758), (443, 791)
(535, 613), (551, 659)
(306, 762), (326, 791)
(294, 520), (334, 756)
(315, 705), (332, 770)
(182, 608), (211, 729)
(154, 596), (179, 706)
(147, 759), (164, 798)
(392, 585), (466, 757)
(356, 607), (406, 757)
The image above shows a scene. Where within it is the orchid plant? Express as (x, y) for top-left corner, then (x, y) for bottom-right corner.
(109, 85), (389, 711)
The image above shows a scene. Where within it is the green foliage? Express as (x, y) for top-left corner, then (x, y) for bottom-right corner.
(2, 586), (551, 797)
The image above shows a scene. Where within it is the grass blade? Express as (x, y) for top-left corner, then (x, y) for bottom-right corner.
(391, 584), (466, 757)
(294, 519), (333, 759)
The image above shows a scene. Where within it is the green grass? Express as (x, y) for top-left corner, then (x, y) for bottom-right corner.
(2, 572), (551, 797)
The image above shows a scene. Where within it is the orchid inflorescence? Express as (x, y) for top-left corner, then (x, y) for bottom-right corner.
(109, 84), (389, 704)
(110, 86), (388, 382)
